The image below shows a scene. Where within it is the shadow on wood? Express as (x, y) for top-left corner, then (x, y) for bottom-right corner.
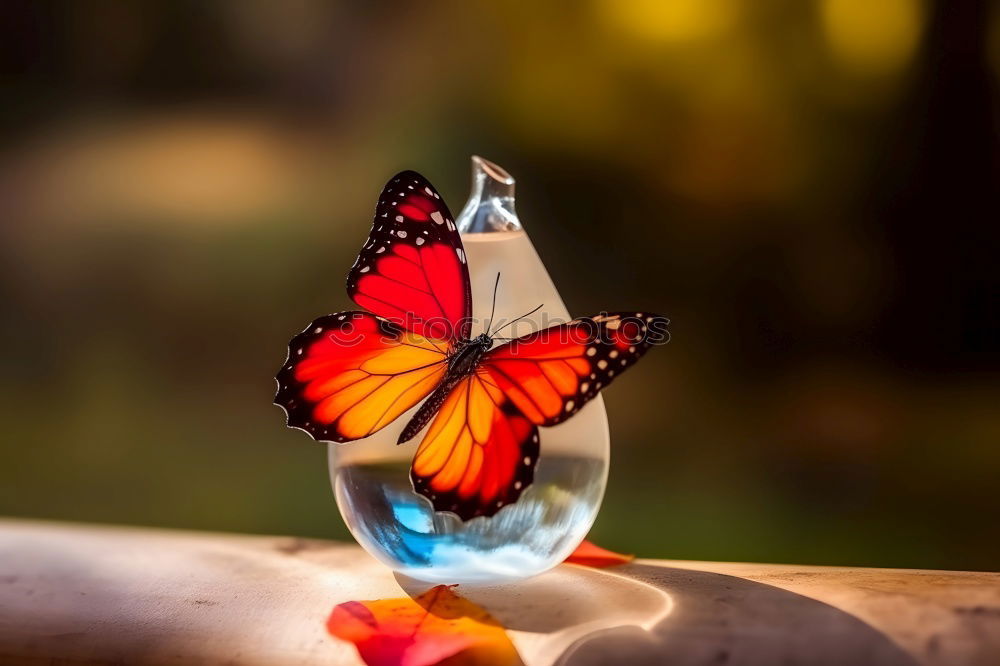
(555, 564), (917, 666)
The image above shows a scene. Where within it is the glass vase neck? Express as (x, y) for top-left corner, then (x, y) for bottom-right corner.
(455, 156), (522, 233)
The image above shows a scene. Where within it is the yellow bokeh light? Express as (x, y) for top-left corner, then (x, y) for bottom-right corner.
(821, 0), (924, 75)
(597, 0), (737, 44)
(989, 0), (1000, 80)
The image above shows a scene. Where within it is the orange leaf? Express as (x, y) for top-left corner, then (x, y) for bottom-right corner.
(564, 540), (635, 568)
(326, 584), (523, 666)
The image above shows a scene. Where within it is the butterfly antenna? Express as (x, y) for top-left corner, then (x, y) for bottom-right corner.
(490, 303), (544, 337)
(485, 272), (501, 335)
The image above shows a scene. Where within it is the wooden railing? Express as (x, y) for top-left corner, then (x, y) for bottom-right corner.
(1, 519), (998, 665)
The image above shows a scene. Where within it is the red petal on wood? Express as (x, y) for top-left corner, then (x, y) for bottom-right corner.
(565, 540), (635, 568)
(326, 584), (523, 666)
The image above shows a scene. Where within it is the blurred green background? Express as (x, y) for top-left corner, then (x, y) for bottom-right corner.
(1, 0), (998, 571)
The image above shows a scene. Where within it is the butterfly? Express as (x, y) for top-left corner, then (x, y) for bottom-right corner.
(275, 171), (668, 521)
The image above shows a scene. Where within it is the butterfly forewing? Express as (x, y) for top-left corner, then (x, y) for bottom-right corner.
(483, 312), (669, 426)
(275, 311), (448, 443)
(347, 171), (472, 343)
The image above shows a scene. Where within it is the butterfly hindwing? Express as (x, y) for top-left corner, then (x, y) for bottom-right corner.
(483, 312), (669, 427)
(410, 373), (539, 520)
(275, 311), (448, 443)
(347, 171), (472, 343)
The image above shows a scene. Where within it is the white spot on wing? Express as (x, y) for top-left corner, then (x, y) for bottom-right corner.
(456, 248), (466, 263)
(430, 211), (444, 224)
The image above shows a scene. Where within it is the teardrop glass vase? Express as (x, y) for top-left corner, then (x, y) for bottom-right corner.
(329, 157), (610, 584)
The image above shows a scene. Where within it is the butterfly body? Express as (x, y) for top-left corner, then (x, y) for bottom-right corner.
(446, 333), (494, 376)
(276, 170), (668, 521)
(397, 333), (493, 445)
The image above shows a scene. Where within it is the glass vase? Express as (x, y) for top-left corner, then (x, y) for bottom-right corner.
(329, 157), (610, 584)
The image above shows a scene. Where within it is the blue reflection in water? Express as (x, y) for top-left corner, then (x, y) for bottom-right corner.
(336, 457), (605, 583)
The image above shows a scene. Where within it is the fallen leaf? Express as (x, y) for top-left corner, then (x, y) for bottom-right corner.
(565, 540), (635, 568)
(326, 584), (523, 666)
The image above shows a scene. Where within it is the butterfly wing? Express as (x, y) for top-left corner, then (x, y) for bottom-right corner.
(275, 311), (449, 443)
(408, 312), (667, 520)
(410, 373), (539, 520)
(482, 312), (669, 426)
(347, 171), (472, 343)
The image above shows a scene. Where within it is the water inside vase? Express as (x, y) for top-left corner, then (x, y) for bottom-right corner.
(333, 453), (605, 583)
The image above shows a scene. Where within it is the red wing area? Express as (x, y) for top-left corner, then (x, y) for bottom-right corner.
(410, 373), (539, 520)
(483, 312), (669, 427)
(347, 171), (472, 343)
(275, 311), (448, 443)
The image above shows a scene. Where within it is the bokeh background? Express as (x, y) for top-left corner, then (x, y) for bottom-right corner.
(1, 0), (998, 571)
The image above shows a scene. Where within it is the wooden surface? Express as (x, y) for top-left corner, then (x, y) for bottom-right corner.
(1, 519), (999, 665)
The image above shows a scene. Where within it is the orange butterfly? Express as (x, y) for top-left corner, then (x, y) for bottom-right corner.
(275, 171), (668, 520)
